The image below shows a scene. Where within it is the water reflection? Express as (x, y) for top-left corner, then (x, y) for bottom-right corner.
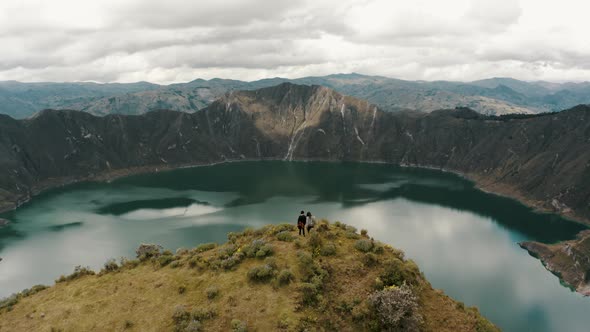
(0, 161), (589, 332)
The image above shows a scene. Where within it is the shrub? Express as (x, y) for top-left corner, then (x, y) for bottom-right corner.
(102, 259), (119, 273)
(345, 225), (357, 233)
(273, 223), (296, 234)
(345, 232), (360, 239)
(231, 319), (248, 332)
(298, 282), (321, 306)
(368, 284), (423, 331)
(278, 269), (294, 285)
(247, 264), (275, 282)
(172, 305), (191, 324)
(191, 307), (217, 321)
(320, 243), (337, 256)
(184, 320), (203, 332)
(206, 286), (219, 299)
(276, 231), (295, 242)
(124, 320), (134, 329)
(178, 286), (186, 294)
(194, 243), (217, 253)
(309, 232), (323, 250)
(362, 253), (379, 267)
(136, 243), (163, 260)
(243, 239), (273, 258)
(217, 244), (237, 259)
(220, 255), (242, 270)
(354, 239), (374, 252)
(294, 239), (304, 249)
(56, 266), (95, 283)
(264, 257), (278, 269)
(361, 229), (368, 237)
(373, 243), (384, 254)
(255, 245), (273, 258)
(158, 255), (174, 267)
(380, 259), (421, 287)
(119, 257), (140, 269)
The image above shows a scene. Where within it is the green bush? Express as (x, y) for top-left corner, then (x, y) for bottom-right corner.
(217, 245), (237, 259)
(362, 253), (379, 267)
(320, 243), (337, 256)
(276, 231), (295, 242)
(298, 282), (321, 306)
(206, 286), (219, 299)
(191, 307), (217, 321)
(136, 243), (163, 261)
(194, 243), (217, 253)
(354, 239), (374, 253)
(102, 259), (119, 273)
(373, 243), (385, 254)
(380, 259), (421, 287)
(345, 225), (357, 233)
(184, 320), (203, 332)
(56, 266), (95, 283)
(172, 305), (191, 324)
(255, 245), (273, 258)
(247, 264), (275, 282)
(361, 229), (368, 237)
(231, 319), (248, 332)
(158, 255), (174, 267)
(278, 269), (294, 285)
(345, 232), (360, 239)
(243, 239), (273, 258)
(309, 232), (323, 250)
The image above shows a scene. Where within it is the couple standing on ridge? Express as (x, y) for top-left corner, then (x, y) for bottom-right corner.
(297, 211), (316, 236)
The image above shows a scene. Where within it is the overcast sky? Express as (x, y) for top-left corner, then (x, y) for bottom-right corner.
(0, 0), (589, 84)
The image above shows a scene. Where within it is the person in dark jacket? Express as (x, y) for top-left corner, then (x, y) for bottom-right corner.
(297, 210), (307, 236)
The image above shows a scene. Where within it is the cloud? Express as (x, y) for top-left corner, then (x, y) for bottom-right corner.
(0, 0), (589, 83)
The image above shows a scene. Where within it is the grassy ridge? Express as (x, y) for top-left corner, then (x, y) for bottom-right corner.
(0, 220), (498, 331)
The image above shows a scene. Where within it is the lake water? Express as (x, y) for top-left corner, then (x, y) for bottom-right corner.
(1, 161), (589, 331)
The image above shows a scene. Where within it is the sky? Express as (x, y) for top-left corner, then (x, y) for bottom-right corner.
(0, 0), (589, 84)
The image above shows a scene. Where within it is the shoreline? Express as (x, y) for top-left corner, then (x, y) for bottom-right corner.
(2, 157), (588, 227)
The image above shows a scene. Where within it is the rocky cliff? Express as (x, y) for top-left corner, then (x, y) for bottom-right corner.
(1, 83), (589, 222)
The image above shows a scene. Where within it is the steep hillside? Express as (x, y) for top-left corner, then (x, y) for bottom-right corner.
(0, 222), (497, 332)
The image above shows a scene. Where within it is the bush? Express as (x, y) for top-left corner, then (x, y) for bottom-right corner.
(178, 286), (186, 294)
(276, 231), (295, 242)
(278, 269), (294, 285)
(354, 239), (374, 252)
(368, 284), (423, 331)
(309, 232), (323, 250)
(243, 239), (273, 258)
(361, 229), (368, 237)
(124, 320), (134, 329)
(194, 243), (217, 253)
(373, 243), (384, 254)
(56, 266), (95, 283)
(136, 243), (163, 260)
(220, 255), (243, 270)
(298, 282), (321, 306)
(184, 320), (203, 332)
(217, 245), (237, 259)
(191, 307), (217, 321)
(345, 232), (360, 239)
(170, 261), (182, 269)
(119, 257), (140, 269)
(172, 305), (191, 324)
(247, 264), (275, 282)
(102, 259), (119, 273)
(380, 259), (421, 287)
(231, 319), (248, 332)
(345, 225), (357, 233)
(362, 253), (379, 267)
(158, 255), (174, 267)
(320, 243), (337, 256)
(206, 286), (219, 299)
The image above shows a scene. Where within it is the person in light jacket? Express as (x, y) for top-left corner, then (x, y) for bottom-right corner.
(306, 211), (316, 233)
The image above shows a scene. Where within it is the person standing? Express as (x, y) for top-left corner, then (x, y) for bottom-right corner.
(297, 210), (307, 236)
(306, 212), (315, 233)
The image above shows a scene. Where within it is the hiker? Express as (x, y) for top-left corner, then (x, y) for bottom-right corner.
(297, 210), (307, 236)
(306, 211), (315, 233)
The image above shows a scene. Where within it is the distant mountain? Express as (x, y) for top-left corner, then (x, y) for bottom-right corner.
(2, 74), (590, 119)
(1, 83), (590, 294)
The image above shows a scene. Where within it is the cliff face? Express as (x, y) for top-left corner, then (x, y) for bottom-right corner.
(2, 83), (589, 223)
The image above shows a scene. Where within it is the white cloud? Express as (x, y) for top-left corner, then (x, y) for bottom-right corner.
(0, 0), (589, 83)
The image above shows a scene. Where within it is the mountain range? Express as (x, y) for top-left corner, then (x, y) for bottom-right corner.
(1, 82), (590, 294)
(2, 74), (590, 119)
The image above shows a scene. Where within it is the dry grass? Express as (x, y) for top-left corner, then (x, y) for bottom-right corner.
(0, 221), (498, 332)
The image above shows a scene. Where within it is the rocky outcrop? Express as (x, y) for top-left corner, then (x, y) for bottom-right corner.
(520, 230), (590, 296)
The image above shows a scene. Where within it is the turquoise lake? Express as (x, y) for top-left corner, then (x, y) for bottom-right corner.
(1, 161), (589, 331)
